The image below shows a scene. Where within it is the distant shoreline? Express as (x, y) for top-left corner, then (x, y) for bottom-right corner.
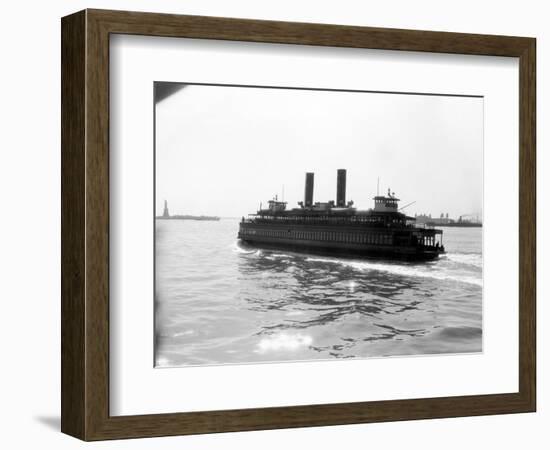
(156, 215), (220, 221)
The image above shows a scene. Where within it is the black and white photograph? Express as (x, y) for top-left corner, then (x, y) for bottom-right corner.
(154, 81), (483, 367)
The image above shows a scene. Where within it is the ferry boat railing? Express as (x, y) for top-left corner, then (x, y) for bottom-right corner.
(242, 214), (434, 228)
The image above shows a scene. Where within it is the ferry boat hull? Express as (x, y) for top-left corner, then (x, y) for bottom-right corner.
(238, 224), (444, 261)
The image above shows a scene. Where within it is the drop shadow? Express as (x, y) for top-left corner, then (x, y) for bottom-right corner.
(34, 415), (60, 431)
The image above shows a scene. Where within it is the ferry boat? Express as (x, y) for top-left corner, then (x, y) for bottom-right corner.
(238, 169), (445, 261)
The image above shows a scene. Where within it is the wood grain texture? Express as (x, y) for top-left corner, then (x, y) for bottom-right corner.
(61, 8), (536, 441)
(518, 39), (536, 410)
(61, 10), (86, 439)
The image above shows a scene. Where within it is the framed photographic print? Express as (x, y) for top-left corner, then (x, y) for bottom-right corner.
(61, 9), (536, 440)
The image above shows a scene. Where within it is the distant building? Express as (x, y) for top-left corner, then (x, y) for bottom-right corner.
(163, 200), (170, 218)
(415, 213), (452, 225)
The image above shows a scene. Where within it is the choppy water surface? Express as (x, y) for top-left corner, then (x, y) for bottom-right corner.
(155, 219), (482, 367)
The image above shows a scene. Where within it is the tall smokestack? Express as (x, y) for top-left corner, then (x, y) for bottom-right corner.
(336, 169), (346, 207)
(304, 172), (314, 207)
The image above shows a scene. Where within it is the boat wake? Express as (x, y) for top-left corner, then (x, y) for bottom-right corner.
(233, 241), (482, 287)
(231, 241), (262, 255)
(444, 252), (483, 268)
(304, 256), (482, 287)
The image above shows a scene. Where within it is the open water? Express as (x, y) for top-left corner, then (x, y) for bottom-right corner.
(155, 219), (482, 367)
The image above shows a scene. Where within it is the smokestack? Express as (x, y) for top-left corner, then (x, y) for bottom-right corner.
(336, 169), (346, 207)
(304, 172), (314, 207)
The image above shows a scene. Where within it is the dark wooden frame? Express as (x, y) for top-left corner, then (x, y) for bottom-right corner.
(61, 9), (536, 441)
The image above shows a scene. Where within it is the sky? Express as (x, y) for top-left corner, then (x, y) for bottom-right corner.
(155, 83), (483, 219)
